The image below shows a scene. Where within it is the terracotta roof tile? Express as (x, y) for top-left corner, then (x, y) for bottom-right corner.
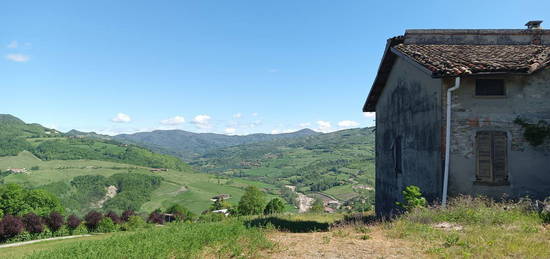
(394, 44), (550, 76)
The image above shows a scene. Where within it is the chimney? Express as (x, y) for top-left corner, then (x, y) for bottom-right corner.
(525, 20), (543, 30)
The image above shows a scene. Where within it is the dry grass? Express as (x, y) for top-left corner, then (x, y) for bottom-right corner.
(265, 225), (421, 258)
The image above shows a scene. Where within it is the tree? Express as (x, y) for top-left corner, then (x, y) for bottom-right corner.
(166, 204), (195, 222)
(0, 215), (24, 239)
(84, 210), (103, 231)
(309, 198), (324, 213)
(237, 186), (266, 215)
(67, 214), (82, 230)
(0, 184), (63, 217)
(396, 185), (427, 212)
(121, 210), (135, 222)
(22, 213), (44, 234)
(105, 211), (122, 224)
(147, 211), (164, 224)
(264, 198), (285, 215)
(45, 212), (64, 232)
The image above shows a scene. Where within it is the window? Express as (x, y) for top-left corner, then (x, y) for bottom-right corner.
(475, 79), (505, 96)
(476, 131), (508, 184)
(393, 136), (402, 175)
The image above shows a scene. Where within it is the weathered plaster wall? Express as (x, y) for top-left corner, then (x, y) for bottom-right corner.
(448, 68), (550, 200)
(375, 57), (443, 217)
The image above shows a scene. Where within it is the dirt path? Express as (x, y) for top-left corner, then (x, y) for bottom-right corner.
(92, 185), (118, 208)
(265, 227), (420, 258)
(0, 234), (93, 249)
(297, 192), (314, 213)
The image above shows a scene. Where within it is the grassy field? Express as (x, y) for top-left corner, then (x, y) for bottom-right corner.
(25, 220), (273, 259)
(0, 152), (283, 215)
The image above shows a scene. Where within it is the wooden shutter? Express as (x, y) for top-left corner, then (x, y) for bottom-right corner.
(476, 132), (493, 182)
(492, 132), (508, 183)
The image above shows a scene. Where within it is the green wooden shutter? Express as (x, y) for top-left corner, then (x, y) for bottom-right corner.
(492, 132), (508, 183)
(476, 132), (493, 182)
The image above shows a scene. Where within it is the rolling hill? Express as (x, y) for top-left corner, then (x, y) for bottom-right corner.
(0, 114), (282, 215)
(190, 127), (376, 209)
(113, 128), (320, 161)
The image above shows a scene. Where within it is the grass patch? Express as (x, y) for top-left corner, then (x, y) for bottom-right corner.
(28, 220), (273, 258)
(387, 196), (550, 258)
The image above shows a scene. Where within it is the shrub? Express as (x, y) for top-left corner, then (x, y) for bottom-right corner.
(198, 213), (226, 223)
(121, 210), (135, 222)
(84, 210), (103, 231)
(45, 212), (64, 232)
(166, 204), (195, 222)
(238, 186), (266, 215)
(147, 211), (164, 224)
(121, 216), (148, 231)
(396, 185), (427, 212)
(264, 198), (285, 215)
(0, 215), (24, 239)
(22, 213), (44, 234)
(96, 218), (117, 233)
(106, 211), (122, 224)
(67, 214), (82, 230)
(309, 198), (325, 213)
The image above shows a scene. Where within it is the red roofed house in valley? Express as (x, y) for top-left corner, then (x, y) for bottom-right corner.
(364, 21), (550, 217)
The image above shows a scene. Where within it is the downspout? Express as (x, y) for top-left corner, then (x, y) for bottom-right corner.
(442, 77), (461, 207)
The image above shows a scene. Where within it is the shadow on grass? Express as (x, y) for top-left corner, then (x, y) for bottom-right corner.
(245, 217), (330, 233)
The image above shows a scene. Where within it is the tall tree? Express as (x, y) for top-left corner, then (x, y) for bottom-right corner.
(237, 186), (266, 215)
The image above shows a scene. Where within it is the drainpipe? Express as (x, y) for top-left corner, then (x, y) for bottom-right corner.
(442, 77), (461, 207)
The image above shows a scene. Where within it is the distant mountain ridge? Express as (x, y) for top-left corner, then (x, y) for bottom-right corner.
(113, 128), (320, 161)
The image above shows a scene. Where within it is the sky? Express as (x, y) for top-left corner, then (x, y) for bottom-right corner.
(1, 0), (549, 135)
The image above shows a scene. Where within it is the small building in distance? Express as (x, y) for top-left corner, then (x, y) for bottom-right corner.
(211, 194), (231, 201)
(150, 168), (168, 173)
(6, 168), (27, 174)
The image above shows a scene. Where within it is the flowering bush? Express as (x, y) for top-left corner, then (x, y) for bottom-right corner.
(121, 210), (135, 222)
(147, 211), (164, 224)
(106, 211), (122, 224)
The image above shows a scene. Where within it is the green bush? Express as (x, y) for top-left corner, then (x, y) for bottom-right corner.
(238, 186), (266, 215)
(309, 198), (325, 213)
(198, 213), (226, 223)
(96, 218), (117, 233)
(120, 216), (148, 231)
(264, 198), (285, 215)
(396, 185), (426, 212)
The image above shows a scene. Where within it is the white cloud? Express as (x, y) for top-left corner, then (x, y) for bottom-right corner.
(191, 114), (212, 129)
(6, 54), (30, 62)
(251, 112), (258, 117)
(160, 116), (185, 125)
(363, 112), (375, 118)
(7, 41), (18, 48)
(338, 120), (360, 128)
(224, 127), (236, 134)
(299, 122), (311, 128)
(316, 120), (332, 132)
(233, 113), (242, 119)
(111, 113), (132, 123)
(271, 129), (297, 134)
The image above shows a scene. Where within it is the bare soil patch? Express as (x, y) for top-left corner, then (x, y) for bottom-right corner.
(265, 226), (422, 258)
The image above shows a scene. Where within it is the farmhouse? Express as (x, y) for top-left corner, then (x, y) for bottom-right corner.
(6, 168), (27, 174)
(211, 194), (231, 201)
(364, 21), (550, 217)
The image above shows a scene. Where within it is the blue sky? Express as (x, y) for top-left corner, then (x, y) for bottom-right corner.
(1, 0), (548, 135)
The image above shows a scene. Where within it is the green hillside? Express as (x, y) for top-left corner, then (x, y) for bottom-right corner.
(113, 128), (320, 161)
(0, 114), (188, 170)
(0, 151), (277, 215)
(191, 127), (376, 207)
(0, 115), (282, 215)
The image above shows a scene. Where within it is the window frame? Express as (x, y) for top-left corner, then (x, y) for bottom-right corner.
(474, 79), (507, 98)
